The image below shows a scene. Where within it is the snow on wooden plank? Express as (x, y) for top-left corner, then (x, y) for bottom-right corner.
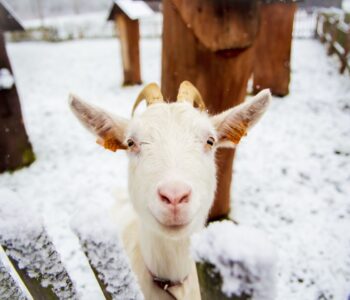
(108, 0), (153, 21)
(191, 221), (276, 300)
(0, 248), (29, 300)
(71, 205), (144, 300)
(0, 190), (77, 300)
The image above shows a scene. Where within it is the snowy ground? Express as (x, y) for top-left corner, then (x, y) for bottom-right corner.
(0, 37), (349, 299)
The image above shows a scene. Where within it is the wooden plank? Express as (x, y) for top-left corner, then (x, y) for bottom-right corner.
(75, 238), (113, 300)
(193, 221), (276, 300)
(0, 1), (24, 32)
(253, 2), (297, 97)
(197, 263), (250, 300)
(115, 14), (142, 86)
(0, 229), (77, 300)
(161, 0), (256, 220)
(0, 250), (29, 300)
(72, 224), (143, 299)
(335, 21), (350, 73)
(0, 32), (35, 172)
(170, 0), (260, 51)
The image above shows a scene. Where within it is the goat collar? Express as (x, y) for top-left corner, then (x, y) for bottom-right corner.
(149, 270), (188, 300)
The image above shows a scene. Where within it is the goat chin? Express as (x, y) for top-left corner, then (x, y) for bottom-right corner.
(111, 196), (202, 300)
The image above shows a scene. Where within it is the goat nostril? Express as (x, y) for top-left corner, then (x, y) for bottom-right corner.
(160, 195), (171, 204)
(179, 194), (189, 204)
(158, 183), (192, 206)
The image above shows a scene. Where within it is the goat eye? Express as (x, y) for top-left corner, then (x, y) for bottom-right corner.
(127, 139), (135, 147)
(206, 137), (215, 146)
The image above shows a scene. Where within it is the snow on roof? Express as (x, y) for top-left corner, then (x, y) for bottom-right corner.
(0, 0), (24, 32)
(191, 221), (276, 300)
(108, 0), (154, 21)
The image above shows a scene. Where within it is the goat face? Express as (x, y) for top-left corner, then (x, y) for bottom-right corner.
(69, 82), (271, 239)
(127, 102), (217, 238)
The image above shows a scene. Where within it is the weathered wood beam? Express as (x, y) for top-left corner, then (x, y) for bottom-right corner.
(193, 221), (276, 300)
(72, 211), (143, 300)
(0, 249), (29, 300)
(253, 2), (297, 97)
(161, 0), (258, 220)
(0, 31), (35, 172)
(0, 229), (77, 299)
(115, 14), (142, 86)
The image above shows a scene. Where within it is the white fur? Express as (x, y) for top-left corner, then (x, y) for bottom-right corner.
(70, 89), (271, 300)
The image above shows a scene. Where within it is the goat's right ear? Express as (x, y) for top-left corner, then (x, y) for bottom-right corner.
(69, 94), (129, 152)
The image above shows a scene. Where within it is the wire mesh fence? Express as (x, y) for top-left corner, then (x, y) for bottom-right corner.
(293, 9), (318, 39)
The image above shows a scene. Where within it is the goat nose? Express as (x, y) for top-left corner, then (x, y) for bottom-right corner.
(158, 181), (192, 206)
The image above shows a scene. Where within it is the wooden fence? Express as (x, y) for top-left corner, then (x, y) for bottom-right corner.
(0, 217), (274, 300)
(0, 223), (143, 300)
(315, 10), (350, 74)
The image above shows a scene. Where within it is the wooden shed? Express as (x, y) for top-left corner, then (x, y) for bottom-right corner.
(108, 0), (153, 86)
(0, 0), (35, 172)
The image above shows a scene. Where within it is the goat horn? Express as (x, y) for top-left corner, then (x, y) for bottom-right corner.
(132, 83), (164, 116)
(177, 81), (206, 111)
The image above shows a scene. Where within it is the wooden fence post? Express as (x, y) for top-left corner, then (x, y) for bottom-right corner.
(253, 2), (297, 97)
(108, 0), (154, 86)
(161, 0), (259, 220)
(115, 14), (141, 86)
(0, 1), (35, 172)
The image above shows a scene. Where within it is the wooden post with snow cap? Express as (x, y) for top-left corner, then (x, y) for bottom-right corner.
(0, 0), (35, 172)
(252, 0), (298, 97)
(161, 0), (260, 221)
(107, 0), (154, 86)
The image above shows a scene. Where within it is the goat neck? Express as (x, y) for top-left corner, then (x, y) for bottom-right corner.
(139, 225), (193, 282)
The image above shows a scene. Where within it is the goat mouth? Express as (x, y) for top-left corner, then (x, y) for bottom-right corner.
(153, 215), (191, 230)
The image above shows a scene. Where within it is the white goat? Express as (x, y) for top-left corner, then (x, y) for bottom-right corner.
(69, 81), (271, 300)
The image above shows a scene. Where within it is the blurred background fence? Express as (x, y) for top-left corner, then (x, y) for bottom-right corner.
(5, 0), (349, 42)
(293, 10), (318, 38)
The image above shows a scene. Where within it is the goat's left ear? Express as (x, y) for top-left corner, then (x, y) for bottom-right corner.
(211, 89), (271, 148)
(69, 94), (129, 152)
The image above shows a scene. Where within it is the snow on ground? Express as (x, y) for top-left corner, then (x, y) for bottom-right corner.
(15, 12), (162, 41)
(0, 37), (349, 299)
(233, 41), (350, 299)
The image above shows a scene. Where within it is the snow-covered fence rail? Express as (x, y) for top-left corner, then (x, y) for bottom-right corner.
(0, 195), (143, 300)
(0, 250), (28, 300)
(316, 10), (350, 74)
(192, 221), (276, 300)
(0, 195), (275, 300)
(0, 196), (77, 299)
(71, 208), (144, 300)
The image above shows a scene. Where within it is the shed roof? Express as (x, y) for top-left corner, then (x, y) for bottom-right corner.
(107, 0), (154, 21)
(0, 0), (24, 32)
